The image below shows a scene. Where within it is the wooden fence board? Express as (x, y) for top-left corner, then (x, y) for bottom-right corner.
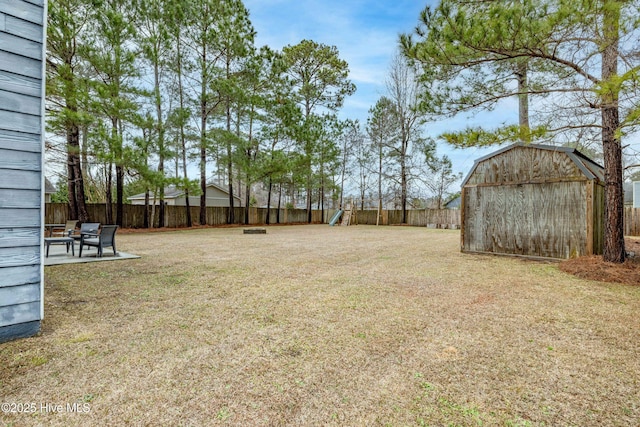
(45, 203), (463, 229)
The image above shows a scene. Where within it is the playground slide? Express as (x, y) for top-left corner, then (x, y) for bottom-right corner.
(328, 210), (343, 226)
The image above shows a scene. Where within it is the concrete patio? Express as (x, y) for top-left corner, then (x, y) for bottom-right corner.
(44, 242), (140, 266)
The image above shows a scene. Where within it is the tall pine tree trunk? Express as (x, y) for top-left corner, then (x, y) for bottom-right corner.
(200, 120), (207, 226)
(154, 60), (165, 228)
(601, 0), (625, 263)
(378, 135), (383, 226)
(116, 165), (124, 227)
(225, 62), (235, 225)
(515, 60), (530, 143)
(306, 171), (313, 223)
(144, 190), (150, 228)
(266, 177), (273, 224)
(277, 183), (282, 224)
(115, 120), (124, 227)
(176, 37), (192, 227)
(200, 75), (208, 226)
(67, 125), (78, 219)
(67, 118), (89, 222)
(105, 162), (113, 224)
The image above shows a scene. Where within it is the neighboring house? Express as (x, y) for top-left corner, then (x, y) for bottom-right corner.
(634, 182), (640, 208)
(444, 195), (461, 210)
(44, 177), (55, 202)
(623, 181), (634, 206)
(0, 0), (46, 342)
(127, 183), (242, 207)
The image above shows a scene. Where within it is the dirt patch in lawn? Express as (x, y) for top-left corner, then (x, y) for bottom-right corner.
(560, 237), (640, 285)
(3, 226), (640, 426)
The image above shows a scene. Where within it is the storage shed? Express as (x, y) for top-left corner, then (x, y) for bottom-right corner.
(0, 0), (46, 342)
(461, 143), (605, 260)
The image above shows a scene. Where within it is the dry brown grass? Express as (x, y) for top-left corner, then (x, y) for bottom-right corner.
(2, 225), (640, 426)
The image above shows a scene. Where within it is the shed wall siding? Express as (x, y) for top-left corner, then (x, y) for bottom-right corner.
(463, 181), (588, 259)
(0, 0), (44, 342)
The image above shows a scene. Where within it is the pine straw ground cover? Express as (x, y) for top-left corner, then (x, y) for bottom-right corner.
(1, 225), (639, 427)
(560, 237), (640, 285)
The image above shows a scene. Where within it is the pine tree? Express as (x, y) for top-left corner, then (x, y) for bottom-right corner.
(47, 0), (92, 222)
(84, 0), (140, 226)
(404, 0), (640, 262)
(282, 40), (356, 222)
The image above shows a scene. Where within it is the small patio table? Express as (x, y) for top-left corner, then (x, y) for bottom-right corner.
(44, 237), (74, 257)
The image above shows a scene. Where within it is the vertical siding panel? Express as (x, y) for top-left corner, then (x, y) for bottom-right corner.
(0, 0), (45, 342)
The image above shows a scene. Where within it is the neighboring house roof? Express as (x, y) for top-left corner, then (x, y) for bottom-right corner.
(127, 183), (240, 201)
(461, 143), (605, 187)
(444, 196), (461, 209)
(44, 177), (56, 194)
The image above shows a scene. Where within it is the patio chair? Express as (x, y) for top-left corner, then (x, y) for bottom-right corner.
(60, 220), (78, 237)
(49, 220), (78, 237)
(79, 225), (118, 258)
(70, 222), (101, 242)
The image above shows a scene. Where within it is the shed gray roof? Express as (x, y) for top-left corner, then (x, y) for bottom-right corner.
(461, 143), (605, 187)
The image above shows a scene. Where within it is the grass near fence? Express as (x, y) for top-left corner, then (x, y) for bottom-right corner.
(2, 225), (639, 426)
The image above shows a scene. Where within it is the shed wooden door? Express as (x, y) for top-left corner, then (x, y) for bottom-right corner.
(463, 181), (587, 259)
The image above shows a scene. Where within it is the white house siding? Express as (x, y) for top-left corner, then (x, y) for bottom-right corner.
(0, 0), (45, 342)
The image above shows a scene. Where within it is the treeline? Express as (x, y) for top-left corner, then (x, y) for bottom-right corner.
(47, 0), (359, 228)
(46, 0), (466, 232)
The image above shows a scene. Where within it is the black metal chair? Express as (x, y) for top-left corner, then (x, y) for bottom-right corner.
(79, 225), (118, 258)
(70, 222), (101, 242)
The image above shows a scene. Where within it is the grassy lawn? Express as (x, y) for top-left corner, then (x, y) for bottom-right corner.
(2, 225), (639, 426)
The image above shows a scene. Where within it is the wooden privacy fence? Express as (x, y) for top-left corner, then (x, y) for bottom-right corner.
(45, 203), (460, 228)
(338, 208), (461, 228)
(45, 204), (640, 235)
(625, 207), (640, 236)
(45, 203), (325, 228)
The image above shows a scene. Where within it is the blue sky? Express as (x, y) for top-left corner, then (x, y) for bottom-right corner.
(243, 0), (504, 176)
